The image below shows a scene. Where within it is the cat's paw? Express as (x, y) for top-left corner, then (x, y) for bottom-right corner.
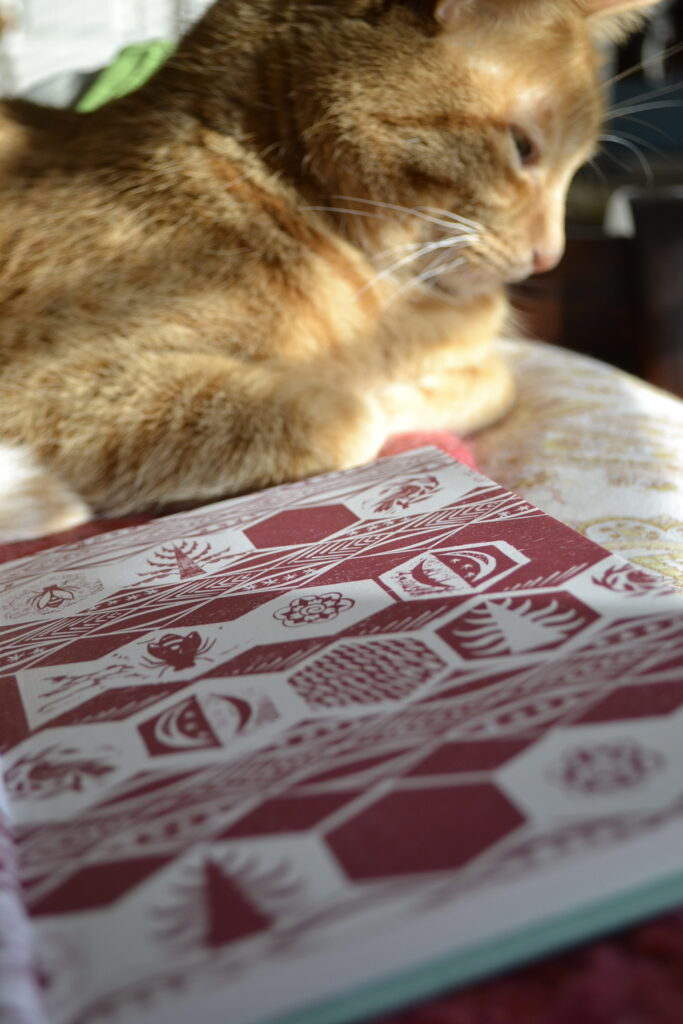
(380, 356), (515, 436)
(0, 446), (91, 542)
(283, 381), (389, 479)
(326, 393), (389, 471)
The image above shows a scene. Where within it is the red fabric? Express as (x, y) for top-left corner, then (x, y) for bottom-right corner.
(379, 916), (683, 1023)
(380, 431), (478, 470)
(3, 434), (683, 1022)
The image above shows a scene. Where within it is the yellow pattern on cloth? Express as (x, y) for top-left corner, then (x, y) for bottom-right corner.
(475, 340), (683, 589)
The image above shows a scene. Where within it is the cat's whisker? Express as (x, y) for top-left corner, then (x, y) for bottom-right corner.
(583, 156), (608, 184)
(372, 240), (427, 259)
(364, 242), (460, 297)
(359, 234), (476, 299)
(369, 225), (479, 264)
(357, 247), (435, 296)
(598, 132), (655, 183)
(416, 256), (473, 308)
(466, 232), (511, 267)
(303, 205), (395, 222)
(332, 195), (472, 233)
(381, 236), (472, 273)
(385, 247), (464, 305)
(371, 239), (444, 266)
(607, 100), (683, 119)
(374, 234), (478, 271)
(603, 41), (683, 90)
(303, 203), (478, 263)
(606, 114), (678, 146)
(609, 129), (666, 158)
(599, 145), (638, 176)
(417, 206), (483, 234)
(431, 254), (467, 279)
(420, 252), (467, 286)
(608, 78), (683, 115)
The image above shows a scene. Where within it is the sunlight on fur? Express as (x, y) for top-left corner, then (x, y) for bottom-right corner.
(0, 0), (662, 540)
(0, 446), (90, 542)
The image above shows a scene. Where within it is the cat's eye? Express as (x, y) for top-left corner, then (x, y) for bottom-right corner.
(510, 126), (539, 167)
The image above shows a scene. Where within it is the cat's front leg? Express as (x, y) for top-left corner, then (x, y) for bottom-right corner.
(378, 353), (515, 437)
(4, 352), (389, 524)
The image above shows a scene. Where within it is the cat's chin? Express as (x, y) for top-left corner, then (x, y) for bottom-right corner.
(432, 263), (530, 298)
(432, 270), (503, 299)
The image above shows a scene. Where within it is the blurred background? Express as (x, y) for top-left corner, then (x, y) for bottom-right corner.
(1, 0), (682, 396)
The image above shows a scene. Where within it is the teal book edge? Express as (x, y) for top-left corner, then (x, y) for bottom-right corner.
(270, 868), (683, 1024)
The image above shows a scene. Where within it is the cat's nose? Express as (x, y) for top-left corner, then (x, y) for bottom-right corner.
(532, 247), (562, 275)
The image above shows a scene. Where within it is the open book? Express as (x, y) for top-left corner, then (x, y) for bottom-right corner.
(1, 448), (683, 1024)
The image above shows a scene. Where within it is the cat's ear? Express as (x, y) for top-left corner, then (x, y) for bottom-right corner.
(432, 0), (658, 35)
(577, 0), (660, 40)
(578, 0), (659, 15)
(433, 0), (476, 31)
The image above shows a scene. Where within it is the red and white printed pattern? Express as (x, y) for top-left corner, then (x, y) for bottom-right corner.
(1, 449), (683, 1024)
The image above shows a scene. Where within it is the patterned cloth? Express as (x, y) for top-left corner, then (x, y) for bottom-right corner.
(476, 340), (683, 590)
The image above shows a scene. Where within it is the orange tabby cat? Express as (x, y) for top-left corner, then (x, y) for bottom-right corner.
(0, 0), (657, 539)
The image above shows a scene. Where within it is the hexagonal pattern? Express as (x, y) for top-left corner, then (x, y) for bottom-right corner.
(245, 505), (359, 548)
(221, 792), (359, 837)
(499, 717), (683, 823)
(406, 739), (533, 775)
(326, 784), (525, 878)
(288, 637), (446, 707)
(574, 682), (683, 724)
(30, 857), (171, 915)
